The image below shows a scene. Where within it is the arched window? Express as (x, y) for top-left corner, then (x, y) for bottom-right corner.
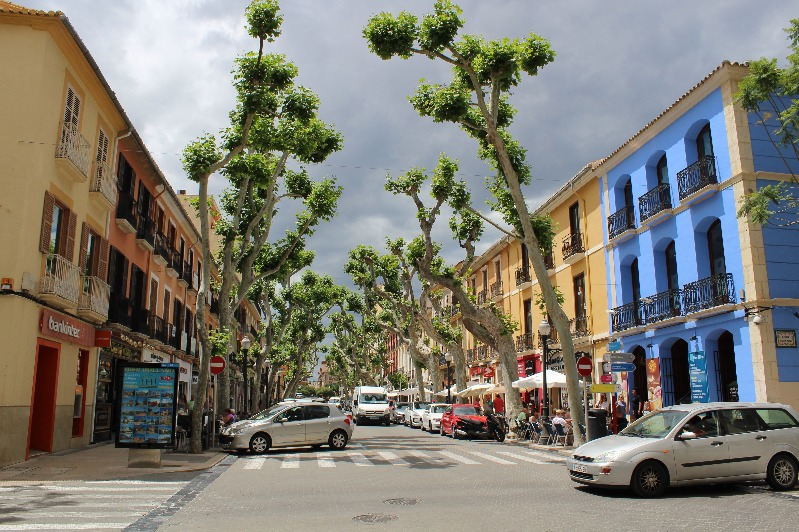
(624, 178), (634, 208)
(665, 241), (678, 292)
(656, 154), (669, 186)
(697, 124), (714, 159)
(707, 220), (726, 277)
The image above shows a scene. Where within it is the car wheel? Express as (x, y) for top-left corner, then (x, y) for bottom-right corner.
(329, 430), (348, 450)
(767, 453), (798, 491)
(631, 460), (668, 498)
(248, 433), (271, 455)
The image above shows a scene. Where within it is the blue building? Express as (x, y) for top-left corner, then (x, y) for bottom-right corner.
(596, 61), (799, 410)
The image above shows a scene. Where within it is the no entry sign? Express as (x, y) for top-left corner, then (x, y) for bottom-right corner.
(576, 356), (592, 377)
(210, 355), (226, 375)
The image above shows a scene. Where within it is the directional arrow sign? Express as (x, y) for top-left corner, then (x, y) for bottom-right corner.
(608, 340), (622, 351)
(611, 362), (636, 372)
(590, 383), (622, 394)
(604, 352), (635, 363)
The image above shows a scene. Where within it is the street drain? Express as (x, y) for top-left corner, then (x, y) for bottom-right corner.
(384, 498), (419, 506)
(353, 514), (399, 523)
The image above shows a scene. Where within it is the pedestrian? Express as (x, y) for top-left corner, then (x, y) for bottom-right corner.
(492, 394), (505, 415)
(483, 398), (494, 415)
(615, 396), (628, 432)
(594, 394), (609, 412)
(178, 392), (188, 413)
(220, 408), (236, 426)
(516, 403), (529, 423)
(629, 388), (642, 421)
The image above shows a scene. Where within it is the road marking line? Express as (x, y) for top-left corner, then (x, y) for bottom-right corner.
(316, 452), (336, 468)
(0, 524), (130, 530)
(522, 449), (567, 462)
(406, 450), (442, 463)
(281, 454), (299, 469)
(437, 450), (481, 464)
(467, 451), (515, 465)
(377, 451), (409, 465)
(496, 451), (548, 464)
(347, 452), (374, 466)
(243, 457), (266, 470)
(0, 485), (179, 492)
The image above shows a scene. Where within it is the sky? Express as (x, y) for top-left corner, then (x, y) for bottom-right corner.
(25, 0), (795, 285)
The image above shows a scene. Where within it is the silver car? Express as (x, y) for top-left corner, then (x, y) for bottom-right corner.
(567, 402), (799, 497)
(219, 402), (353, 454)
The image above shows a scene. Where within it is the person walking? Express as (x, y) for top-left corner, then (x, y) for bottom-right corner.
(492, 394), (505, 415)
(483, 398), (494, 415)
(629, 388), (642, 421)
(615, 396), (628, 432)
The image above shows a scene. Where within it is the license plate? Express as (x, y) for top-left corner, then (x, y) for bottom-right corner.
(572, 463), (588, 473)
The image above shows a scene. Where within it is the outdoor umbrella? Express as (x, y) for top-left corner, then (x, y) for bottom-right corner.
(513, 369), (581, 390)
(456, 383), (493, 397)
(434, 384), (458, 396)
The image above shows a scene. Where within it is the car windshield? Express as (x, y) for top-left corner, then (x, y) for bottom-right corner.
(431, 405), (449, 413)
(249, 404), (287, 420)
(361, 393), (387, 404)
(413, 402), (430, 410)
(621, 409), (690, 438)
(453, 406), (479, 416)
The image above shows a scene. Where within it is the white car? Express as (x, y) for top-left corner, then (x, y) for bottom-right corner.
(421, 403), (449, 432)
(567, 402), (799, 498)
(407, 401), (430, 428)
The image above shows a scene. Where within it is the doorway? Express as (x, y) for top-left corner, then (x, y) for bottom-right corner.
(632, 346), (647, 404)
(29, 340), (60, 455)
(670, 339), (690, 405)
(715, 331), (738, 401)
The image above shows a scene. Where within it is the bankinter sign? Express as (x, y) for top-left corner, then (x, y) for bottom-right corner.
(40, 308), (94, 347)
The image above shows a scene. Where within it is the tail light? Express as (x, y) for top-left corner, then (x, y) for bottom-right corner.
(344, 417), (351, 426)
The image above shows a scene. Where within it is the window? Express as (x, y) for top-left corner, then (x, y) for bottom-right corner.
(63, 87), (81, 129)
(149, 279), (158, 313)
(719, 409), (762, 434)
(39, 192), (76, 260)
(569, 202), (580, 235)
(281, 406), (303, 422)
(754, 409), (799, 430)
(623, 178), (634, 208)
(573, 274), (586, 318)
(656, 154), (669, 186)
(305, 405), (330, 420)
(630, 258), (641, 303)
(707, 220), (726, 277)
(697, 124), (714, 159)
(117, 155), (136, 195)
(163, 290), (171, 326)
(665, 242), (678, 292)
(96, 129), (109, 173)
(78, 223), (108, 279)
(682, 411), (719, 438)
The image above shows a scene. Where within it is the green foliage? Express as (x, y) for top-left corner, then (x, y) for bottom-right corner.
(418, 1), (463, 53)
(534, 286), (564, 314)
(182, 134), (221, 182)
(363, 11), (418, 60)
(245, 0), (283, 42)
(386, 371), (410, 390)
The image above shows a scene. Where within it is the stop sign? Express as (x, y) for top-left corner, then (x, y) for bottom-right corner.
(210, 355), (226, 375)
(576, 356), (592, 377)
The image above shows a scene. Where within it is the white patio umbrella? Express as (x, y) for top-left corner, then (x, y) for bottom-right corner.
(513, 369), (581, 390)
(456, 383), (493, 397)
(434, 384), (458, 396)
(396, 387), (433, 396)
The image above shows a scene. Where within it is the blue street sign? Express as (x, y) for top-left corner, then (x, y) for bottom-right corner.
(611, 362), (636, 372)
(608, 340), (622, 351)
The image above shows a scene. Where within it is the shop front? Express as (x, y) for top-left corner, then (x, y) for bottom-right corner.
(93, 337), (139, 443)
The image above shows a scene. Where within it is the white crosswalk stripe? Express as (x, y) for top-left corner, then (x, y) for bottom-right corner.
(243, 457), (267, 470)
(347, 452), (374, 466)
(437, 450), (481, 464)
(377, 451), (410, 465)
(521, 449), (568, 463)
(406, 450), (443, 464)
(281, 454), (300, 468)
(316, 452), (336, 468)
(496, 451), (548, 464)
(467, 451), (515, 465)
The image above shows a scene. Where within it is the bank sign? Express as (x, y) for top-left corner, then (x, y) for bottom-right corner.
(40, 308), (94, 347)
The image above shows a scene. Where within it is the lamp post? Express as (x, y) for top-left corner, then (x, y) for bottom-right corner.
(241, 336), (251, 419)
(444, 352), (453, 404)
(264, 358), (272, 408)
(538, 318), (551, 418)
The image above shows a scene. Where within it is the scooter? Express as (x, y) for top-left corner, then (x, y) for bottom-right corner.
(454, 413), (506, 442)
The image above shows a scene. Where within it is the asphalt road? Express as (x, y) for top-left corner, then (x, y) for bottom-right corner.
(1, 424), (797, 530)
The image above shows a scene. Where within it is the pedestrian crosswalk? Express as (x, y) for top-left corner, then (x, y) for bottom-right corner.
(236, 446), (567, 470)
(0, 480), (187, 530)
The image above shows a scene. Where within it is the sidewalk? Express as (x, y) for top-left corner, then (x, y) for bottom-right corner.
(505, 434), (575, 455)
(0, 443), (227, 483)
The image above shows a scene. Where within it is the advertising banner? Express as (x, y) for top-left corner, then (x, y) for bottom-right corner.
(688, 350), (710, 403)
(116, 362), (179, 449)
(645, 358), (662, 411)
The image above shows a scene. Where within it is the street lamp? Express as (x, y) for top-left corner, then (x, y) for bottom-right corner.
(264, 358), (272, 408)
(444, 352), (453, 404)
(241, 336), (251, 419)
(538, 318), (551, 418)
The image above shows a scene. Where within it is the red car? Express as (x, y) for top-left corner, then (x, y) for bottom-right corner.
(439, 404), (487, 438)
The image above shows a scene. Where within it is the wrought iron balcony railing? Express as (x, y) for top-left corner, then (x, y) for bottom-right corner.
(91, 160), (117, 206)
(77, 275), (110, 320)
(167, 248), (182, 277)
(515, 266), (531, 286)
(466, 348), (475, 363)
(476, 344), (488, 360)
(135, 216), (155, 249)
(639, 183), (672, 222)
(40, 254), (80, 306)
(642, 289), (682, 324)
(608, 205), (636, 240)
(153, 232), (170, 263)
(476, 289), (488, 305)
(147, 314), (167, 344)
(490, 281), (503, 298)
(115, 191), (138, 230)
(542, 249), (555, 270)
(570, 315), (590, 338)
(676, 155), (717, 200)
(108, 293), (133, 328)
(515, 333), (535, 352)
(131, 306), (149, 335)
(682, 273), (735, 314)
(611, 301), (644, 333)
(562, 232), (584, 261)
(55, 120), (90, 178)
(179, 261), (192, 287)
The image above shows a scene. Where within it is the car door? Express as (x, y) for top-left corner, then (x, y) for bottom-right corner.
(441, 407), (452, 433)
(672, 410), (730, 481)
(718, 408), (771, 477)
(271, 406), (306, 446)
(304, 405), (332, 443)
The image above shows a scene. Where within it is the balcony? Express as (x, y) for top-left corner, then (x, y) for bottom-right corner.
(115, 191), (138, 234)
(166, 249), (181, 278)
(76, 275), (110, 323)
(153, 232), (170, 267)
(190, 271), (200, 295)
(210, 296), (220, 315)
(476, 344), (488, 360)
(130, 306), (149, 338)
(135, 216), (155, 252)
(39, 254), (80, 309)
(562, 232), (584, 265)
(611, 301), (644, 334)
(476, 289), (488, 305)
(490, 281), (503, 299)
(676, 155), (718, 204)
(683, 273), (735, 316)
(607, 205), (636, 244)
(147, 314), (167, 345)
(55, 120), (90, 182)
(539, 325), (559, 346)
(169, 326), (183, 350)
(90, 160), (117, 210)
(515, 266), (531, 286)
(638, 183), (673, 226)
(570, 315), (591, 338)
(178, 261), (191, 288)
(642, 289), (683, 325)
(466, 349), (475, 363)
(108, 293), (133, 330)
(515, 333), (535, 352)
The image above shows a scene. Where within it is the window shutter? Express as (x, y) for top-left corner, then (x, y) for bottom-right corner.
(78, 223), (89, 272)
(96, 129), (109, 165)
(39, 192), (55, 254)
(63, 210), (77, 261)
(97, 237), (109, 282)
(121, 256), (129, 298)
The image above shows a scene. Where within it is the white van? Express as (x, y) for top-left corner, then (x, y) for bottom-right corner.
(351, 386), (390, 425)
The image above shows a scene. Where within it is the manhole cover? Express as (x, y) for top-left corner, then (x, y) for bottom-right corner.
(383, 498), (419, 505)
(353, 514), (399, 523)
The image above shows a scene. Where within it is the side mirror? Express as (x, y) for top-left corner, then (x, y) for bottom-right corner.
(678, 431), (697, 441)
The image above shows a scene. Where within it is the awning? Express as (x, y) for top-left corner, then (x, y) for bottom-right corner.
(513, 369), (583, 390)
(434, 384), (458, 396)
(456, 383), (493, 397)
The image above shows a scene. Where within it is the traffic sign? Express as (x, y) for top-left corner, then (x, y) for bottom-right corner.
(590, 383), (622, 394)
(602, 362), (612, 373)
(600, 374), (613, 383)
(611, 362), (636, 372)
(608, 340), (622, 351)
(210, 355), (226, 375)
(577, 356), (592, 377)
(603, 352), (635, 363)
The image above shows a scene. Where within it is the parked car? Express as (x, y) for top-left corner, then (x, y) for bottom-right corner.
(390, 402), (410, 424)
(440, 404), (486, 438)
(351, 386), (390, 426)
(567, 402), (799, 498)
(407, 401), (431, 428)
(219, 402), (353, 454)
(421, 403), (449, 432)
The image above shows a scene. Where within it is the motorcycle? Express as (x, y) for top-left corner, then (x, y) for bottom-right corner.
(454, 413), (506, 442)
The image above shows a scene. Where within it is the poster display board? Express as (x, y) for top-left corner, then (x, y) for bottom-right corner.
(688, 350), (710, 403)
(116, 362), (179, 449)
(645, 358), (662, 411)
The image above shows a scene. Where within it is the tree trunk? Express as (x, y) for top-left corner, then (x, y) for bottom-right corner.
(414, 360), (426, 402)
(452, 344), (467, 404)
